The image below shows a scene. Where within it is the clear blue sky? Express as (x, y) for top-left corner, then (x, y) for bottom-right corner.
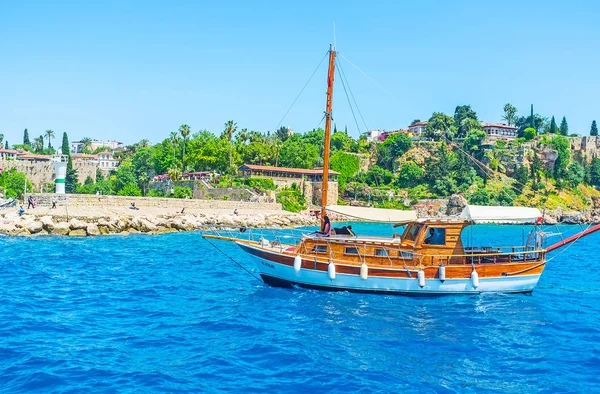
(1, 0), (599, 146)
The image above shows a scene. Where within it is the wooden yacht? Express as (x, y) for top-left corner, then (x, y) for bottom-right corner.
(203, 45), (600, 295)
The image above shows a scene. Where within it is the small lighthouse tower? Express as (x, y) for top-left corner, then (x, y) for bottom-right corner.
(53, 155), (68, 194)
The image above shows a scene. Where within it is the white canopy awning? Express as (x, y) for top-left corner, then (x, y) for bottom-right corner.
(460, 205), (542, 224)
(325, 205), (417, 223)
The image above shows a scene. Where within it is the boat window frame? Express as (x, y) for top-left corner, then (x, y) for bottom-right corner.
(374, 248), (389, 257)
(311, 244), (328, 253)
(403, 224), (423, 242)
(344, 247), (359, 255)
(422, 226), (447, 247)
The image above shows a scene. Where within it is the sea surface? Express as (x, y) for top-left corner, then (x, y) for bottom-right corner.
(1, 223), (599, 393)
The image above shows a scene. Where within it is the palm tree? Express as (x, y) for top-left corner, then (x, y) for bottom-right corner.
(170, 131), (180, 161)
(168, 166), (182, 182)
(179, 124), (191, 171)
(44, 129), (55, 149)
(502, 103), (518, 126)
(223, 121), (237, 176)
(34, 136), (44, 153)
(80, 136), (92, 153)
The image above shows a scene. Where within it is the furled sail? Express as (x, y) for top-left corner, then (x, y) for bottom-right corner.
(325, 205), (417, 223)
(460, 205), (542, 224)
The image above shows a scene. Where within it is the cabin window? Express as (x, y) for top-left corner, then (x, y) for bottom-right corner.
(375, 249), (388, 257)
(312, 245), (327, 253)
(400, 251), (413, 259)
(423, 228), (446, 246)
(345, 247), (359, 255)
(404, 224), (423, 242)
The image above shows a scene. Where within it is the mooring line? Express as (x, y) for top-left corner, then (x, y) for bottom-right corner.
(204, 237), (263, 283)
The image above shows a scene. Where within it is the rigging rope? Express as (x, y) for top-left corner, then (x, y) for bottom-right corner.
(337, 52), (403, 103)
(274, 50), (329, 132)
(204, 236), (264, 284)
(336, 58), (369, 132)
(336, 60), (362, 136)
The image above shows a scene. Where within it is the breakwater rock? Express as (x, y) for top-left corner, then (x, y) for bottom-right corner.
(0, 212), (318, 237)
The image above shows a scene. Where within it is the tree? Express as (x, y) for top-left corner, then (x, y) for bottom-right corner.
(80, 137), (92, 153)
(223, 120), (238, 175)
(551, 135), (570, 179)
(179, 124), (191, 171)
(559, 116), (569, 136)
(523, 127), (536, 141)
(115, 160), (138, 192)
(62, 132), (71, 157)
(4, 141), (8, 149)
(23, 129), (30, 146)
(502, 104), (518, 126)
(397, 162), (424, 187)
(44, 129), (55, 149)
(565, 161), (585, 187)
(411, 119), (421, 125)
(169, 131), (180, 161)
(591, 120), (598, 136)
(425, 112), (454, 139)
(549, 116), (558, 134)
(330, 150), (360, 192)
(34, 136), (44, 153)
(65, 156), (79, 193)
(463, 129), (487, 153)
(590, 157), (600, 186)
(0, 168), (33, 198)
(0, 134), (3, 146)
(454, 105), (478, 138)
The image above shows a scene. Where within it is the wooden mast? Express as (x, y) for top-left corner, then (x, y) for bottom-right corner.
(321, 45), (336, 224)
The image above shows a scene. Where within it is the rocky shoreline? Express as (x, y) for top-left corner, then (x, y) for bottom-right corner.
(0, 211), (319, 237)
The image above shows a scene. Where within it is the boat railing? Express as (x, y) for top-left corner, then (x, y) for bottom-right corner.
(201, 226), (311, 248)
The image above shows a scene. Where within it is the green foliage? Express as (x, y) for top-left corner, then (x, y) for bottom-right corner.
(84, 175), (94, 185)
(23, 129), (30, 146)
(278, 136), (319, 169)
(243, 177), (277, 191)
(565, 161), (585, 187)
(96, 168), (104, 181)
(590, 158), (600, 187)
(396, 162), (424, 188)
(0, 168), (33, 198)
(330, 150), (360, 191)
(454, 105), (478, 138)
(463, 129), (487, 153)
(425, 112), (454, 139)
(551, 135), (570, 179)
(559, 116), (568, 136)
(61, 132), (70, 156)
(115, 160), (138, 193)
(173, 186), (192, 198)
(549, 116), (558, 134)
(148, 189), (164, 197)
(356, 165), (393, 186)
(117, 183), (142, 196)
(591, 120), (598, 136)
(276, 187), (306, 212)
(523, 127), (536, 141)
(502, 104), (518, 126)
(379, 132), (412, 170)
(65, 156), (79, 193)
(468, 187), (516, 206)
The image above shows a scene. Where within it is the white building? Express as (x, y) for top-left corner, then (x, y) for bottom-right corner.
(97, 151), (119, 171)
(363, 130), (383, 143)
(408, 121), (428, 135)
(0, 149), (19, 160)
(72, 139), (124, 153)
(483, 123), (518, 139)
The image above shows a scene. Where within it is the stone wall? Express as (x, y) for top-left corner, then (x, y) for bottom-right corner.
(149, 180), (255, 201)
(0, 160), (97, 189)
(310, 181), (339, 206)
(26, 193), (283, 210)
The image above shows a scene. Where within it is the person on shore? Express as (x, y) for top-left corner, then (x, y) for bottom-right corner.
(170, 187), (175, 197)
(51, 196), (57, 209)
(234, 209), (238, 216)
(180, 207), (186, 214)
(27, 195), (34, 209)
(129, 202), (139, 210)
(18, 205), (25, 216)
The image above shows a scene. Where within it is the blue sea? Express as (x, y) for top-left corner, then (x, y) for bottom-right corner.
(1, 223), (599, 393)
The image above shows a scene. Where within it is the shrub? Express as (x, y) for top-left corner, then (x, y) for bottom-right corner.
(148, 189), (164, 197)
(117, 183), (142, 196)
(244, 177), (276, 191)
(276, 188), (306, 212)
(174, 186), (193, 199)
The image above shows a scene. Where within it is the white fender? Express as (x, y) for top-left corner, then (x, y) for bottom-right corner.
(360, 263), (368, 280)
(328, 262), (336, 280)
(294, 255), (302, 273)
(439, 264), (446, 282)
(471, 270), (479, 289)
(418, 270), (425, 288)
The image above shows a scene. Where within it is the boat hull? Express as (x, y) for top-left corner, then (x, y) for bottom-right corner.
(238, 243), (542, 295)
